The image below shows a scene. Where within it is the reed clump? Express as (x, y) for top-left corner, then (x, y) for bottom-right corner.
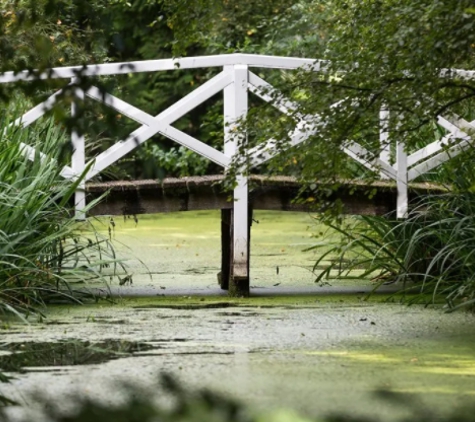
(0, 117), (117, 319)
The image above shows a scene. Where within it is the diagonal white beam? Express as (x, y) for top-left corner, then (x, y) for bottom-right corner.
(86, 86), (231, 171)
(408, 134), (453, 167)
(407, 114), (474, 181)
(344, 141), (397, 180)
(248, 93), (395, 180)
(5, 87), (75, 178)
(248, 72), (303, 118)
(160, 125), (230, 167)
(249, 115), (397, 180)
(249, 120), (317, 167)
(437, 115), (475, 136)
(85, 86), (162, 127)
(86, 85), (230, 167)
(84, 71), (232, 179)
(12, 89), (67, 129)
(393, 115), (473, 171)
(408, 139), (471, 181)
(406, 129), (472, 168)
(13, 138), (75, 179)
(248, 101), (350, 167)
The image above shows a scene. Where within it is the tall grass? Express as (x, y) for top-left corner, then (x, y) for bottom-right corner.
(0, 116), (117, 319)
(310, 163), (475, 311)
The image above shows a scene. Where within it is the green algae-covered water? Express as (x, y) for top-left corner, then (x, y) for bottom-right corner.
(91, 210), (369, 291)
(1, 211), (475, 421)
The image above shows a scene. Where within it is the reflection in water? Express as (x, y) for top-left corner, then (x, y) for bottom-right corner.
(0, 340), (155, 372)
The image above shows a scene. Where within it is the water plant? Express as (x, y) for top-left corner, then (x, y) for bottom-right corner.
(0, 115), (118, 319)
(310, 156), (475, 311)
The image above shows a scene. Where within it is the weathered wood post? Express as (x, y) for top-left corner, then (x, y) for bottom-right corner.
(219, 208), (232, 290)
(222, 64), (250, 297)
(71, 78), (86, 220)
(396, 140), (408, 218)
(379, 107), (390, 180)
(380, 107), (408, 219)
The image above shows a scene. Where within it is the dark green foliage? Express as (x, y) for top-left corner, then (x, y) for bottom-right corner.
(311, 157), (475, 310)
(0, 115), (119, 318)
(3, 1), (475, 182)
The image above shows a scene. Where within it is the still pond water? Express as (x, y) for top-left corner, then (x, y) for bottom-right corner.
(1, 211), (475, 421)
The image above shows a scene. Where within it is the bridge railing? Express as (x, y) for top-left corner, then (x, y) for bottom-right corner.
(1, 53), (474, 289)
(1, 54), (472, 219)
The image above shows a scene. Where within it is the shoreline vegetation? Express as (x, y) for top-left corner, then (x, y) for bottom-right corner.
(0, 115), (120, 320)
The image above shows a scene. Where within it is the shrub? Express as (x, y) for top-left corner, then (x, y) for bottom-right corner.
(310, 188), (475, 311)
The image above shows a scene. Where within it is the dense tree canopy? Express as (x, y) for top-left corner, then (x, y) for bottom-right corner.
(1, 0), (475, 183)
(158, 0), (475, 185)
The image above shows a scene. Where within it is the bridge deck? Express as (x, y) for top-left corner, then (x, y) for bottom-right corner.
(85, 175), (444, 296)
(86, 175), (444, 217)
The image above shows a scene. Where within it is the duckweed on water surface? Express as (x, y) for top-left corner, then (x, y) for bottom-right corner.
(2, 212), (474, 421)
(90, 210), (362, 290)
(1, 294), (475, 420)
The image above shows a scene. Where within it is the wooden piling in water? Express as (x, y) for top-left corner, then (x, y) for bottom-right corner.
(220, 206), (253, 297)
(219, 209), (232, 290)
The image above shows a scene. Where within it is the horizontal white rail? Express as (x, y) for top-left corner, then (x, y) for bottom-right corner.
(0, 53), (472, 85)
(0, 54), (327, 84)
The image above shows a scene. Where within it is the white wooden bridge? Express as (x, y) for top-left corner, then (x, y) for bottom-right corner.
(1, 54), (473, 296)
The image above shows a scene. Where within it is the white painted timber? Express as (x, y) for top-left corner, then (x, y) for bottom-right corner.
(225, 65), (249, 280)
(248, 97), (346, 167)
(439, 68), (475, 80)
(407, 139), (471, 181)
(247, 73), (312, 166)
(249, 119), (318, 167)
(344, 141), (397, 180)
(86, 71), (232, 179)
(71, 81), (86, 219)
(223, 65), (237, 158)
(5, 53), (475, 224)
(396, 141), (408, 218)
(233, 174), (249, 280)
(84, 86), (230, 169)
(12, 89), (65, 128)
(6, 87), (75, 179)
(242, 54), (327, 71)
(437, 115), (473, 137)
(1, 54), (472, 84)
(405, 114), (474, 180)
(407, 135), (455, 168)
(248, 72), (302, 118)
(379, 108), (390, 179)
(248, 94), (398, 181)
(0, 54), (324, 84)
(161, 124), (230, 167)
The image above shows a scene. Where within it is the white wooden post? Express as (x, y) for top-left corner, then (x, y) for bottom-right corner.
(396, 141), (408, 218)
(224, 64), (249, 295)
(379, 107), (390, 179)
(71, 78), (86, 220)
